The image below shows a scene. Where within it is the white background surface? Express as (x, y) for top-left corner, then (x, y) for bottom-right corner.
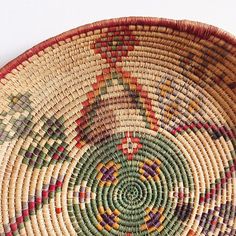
(0, 0), (235, 68)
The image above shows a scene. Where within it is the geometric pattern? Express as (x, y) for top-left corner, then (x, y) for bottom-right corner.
(141, 207), (165, 233)
(0, 17), (235, 236)
(117, 131), (142, 160)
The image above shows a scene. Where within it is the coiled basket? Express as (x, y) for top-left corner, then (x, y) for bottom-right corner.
(0, 17), (235, 236)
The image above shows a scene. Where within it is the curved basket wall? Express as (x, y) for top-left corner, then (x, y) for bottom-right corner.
(0, 17), (235, 236)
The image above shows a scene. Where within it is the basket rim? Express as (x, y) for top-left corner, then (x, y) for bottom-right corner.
(0, 16), (235, 79)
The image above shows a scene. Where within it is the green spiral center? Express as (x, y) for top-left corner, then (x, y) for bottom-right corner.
(68, 132), (194, 235)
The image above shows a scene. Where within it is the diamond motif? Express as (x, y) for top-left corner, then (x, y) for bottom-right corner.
(117, 132), (142, 160)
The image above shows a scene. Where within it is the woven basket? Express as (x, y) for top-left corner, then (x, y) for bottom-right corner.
(0, 17), (235, 236)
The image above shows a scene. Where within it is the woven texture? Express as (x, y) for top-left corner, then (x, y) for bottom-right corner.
(0, 17), (236, 236)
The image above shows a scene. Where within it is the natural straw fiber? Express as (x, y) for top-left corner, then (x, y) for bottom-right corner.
(0, 17), (235, 236)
